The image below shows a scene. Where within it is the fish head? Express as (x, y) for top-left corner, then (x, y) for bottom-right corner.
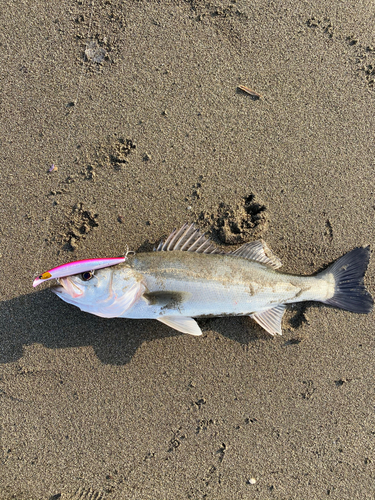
(52, 266), (145, 318)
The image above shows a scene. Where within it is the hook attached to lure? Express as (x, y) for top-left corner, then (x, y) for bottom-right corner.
(33, 256), (127, 288)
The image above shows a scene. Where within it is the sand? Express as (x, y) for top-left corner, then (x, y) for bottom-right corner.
(1, 0), (374, 498)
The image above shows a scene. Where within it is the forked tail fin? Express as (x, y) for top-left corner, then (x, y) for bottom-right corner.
(320, 247), (373, 313)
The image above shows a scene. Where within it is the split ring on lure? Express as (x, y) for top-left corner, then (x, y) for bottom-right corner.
(33, 256), (126, 288)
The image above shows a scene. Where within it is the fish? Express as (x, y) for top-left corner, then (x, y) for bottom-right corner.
(33, 256), (126, 288)
(47, 223), (373, 336)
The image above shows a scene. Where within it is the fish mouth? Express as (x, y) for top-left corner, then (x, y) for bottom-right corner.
(53, 276), (84, 299)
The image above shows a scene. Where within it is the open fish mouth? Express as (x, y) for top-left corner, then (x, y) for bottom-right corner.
(53, 277), (84, 299)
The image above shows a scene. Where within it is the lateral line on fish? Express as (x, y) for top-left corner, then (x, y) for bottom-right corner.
(128, 258), (293, 291)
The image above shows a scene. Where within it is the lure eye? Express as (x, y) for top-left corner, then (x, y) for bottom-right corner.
(39, 272), (52, 280)
(81, 270), (94, 281)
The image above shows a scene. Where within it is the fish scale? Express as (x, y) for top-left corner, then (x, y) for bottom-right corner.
(125, 252), (313, 318)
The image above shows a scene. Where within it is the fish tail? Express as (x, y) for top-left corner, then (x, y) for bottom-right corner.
(320, 247), (373, 313)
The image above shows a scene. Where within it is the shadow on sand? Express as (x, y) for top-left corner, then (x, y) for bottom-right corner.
(0, 288), (313, 365)
(0, 289), (262, 365)
(0, 289), (180, 365)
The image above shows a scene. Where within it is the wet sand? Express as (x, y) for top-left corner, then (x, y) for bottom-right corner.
(1, 1), (374, 498)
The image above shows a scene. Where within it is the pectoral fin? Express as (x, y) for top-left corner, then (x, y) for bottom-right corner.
(144, 291), (190, 307)
(250, 305), (286, 336)
(157, 315), (202, 336)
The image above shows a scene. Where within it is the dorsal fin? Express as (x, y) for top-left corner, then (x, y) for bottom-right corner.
(229, 240), (282, 269)
(155, 223), (223, 254)
(155, 224), (281, 268)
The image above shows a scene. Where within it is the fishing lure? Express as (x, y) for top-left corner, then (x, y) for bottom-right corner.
(33, 256), (126, 288)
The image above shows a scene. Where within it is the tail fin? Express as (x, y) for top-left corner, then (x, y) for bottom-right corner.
(320, 247), (373, 313)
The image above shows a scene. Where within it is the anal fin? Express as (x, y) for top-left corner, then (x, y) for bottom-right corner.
(157, 315), (202, 336)
(250, 305), (286, 336)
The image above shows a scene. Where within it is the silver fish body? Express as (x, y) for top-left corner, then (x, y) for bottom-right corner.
(52, 224), (373, 336)
(124, 251), (331, 316)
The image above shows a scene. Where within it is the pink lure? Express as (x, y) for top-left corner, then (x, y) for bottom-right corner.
(33, 257), (126, 288)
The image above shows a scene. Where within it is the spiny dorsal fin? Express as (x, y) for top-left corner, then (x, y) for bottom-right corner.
(250, 305), (286, 336)
(155, 223), (222, 254)
(229, 240), (282, 269)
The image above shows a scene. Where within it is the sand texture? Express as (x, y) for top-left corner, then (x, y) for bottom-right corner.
(1, 0), (374, 498)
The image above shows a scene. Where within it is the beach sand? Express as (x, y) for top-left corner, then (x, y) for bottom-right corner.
(1, 0), (374, 498)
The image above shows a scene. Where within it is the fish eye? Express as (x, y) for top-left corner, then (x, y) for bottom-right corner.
(81, 270), (94, 281)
